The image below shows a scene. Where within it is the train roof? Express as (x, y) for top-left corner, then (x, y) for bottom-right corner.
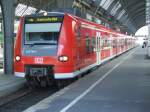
(22, 12), (135, 38)
(24, 12), (64, 18)
(66, 13), (132, 37)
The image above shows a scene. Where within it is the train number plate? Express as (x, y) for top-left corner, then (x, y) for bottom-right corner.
(34, 57), (43, 64)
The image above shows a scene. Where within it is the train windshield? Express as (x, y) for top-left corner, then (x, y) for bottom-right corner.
(24, 16), (63, 45)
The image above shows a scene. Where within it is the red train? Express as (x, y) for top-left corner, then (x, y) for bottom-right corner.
(14, 12), (136, 87)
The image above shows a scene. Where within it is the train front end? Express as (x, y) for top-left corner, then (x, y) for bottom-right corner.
(14, 13), (74, 87)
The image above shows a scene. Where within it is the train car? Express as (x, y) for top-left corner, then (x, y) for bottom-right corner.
(14, 12), (136, 87)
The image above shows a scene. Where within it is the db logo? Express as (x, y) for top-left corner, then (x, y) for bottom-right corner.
(34, 58), (43, 64)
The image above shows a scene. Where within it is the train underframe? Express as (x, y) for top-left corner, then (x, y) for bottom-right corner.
(25, 65), (75, 88)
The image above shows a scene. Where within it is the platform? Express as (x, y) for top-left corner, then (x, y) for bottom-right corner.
(0, 48), (26, 97)
(0, 70), (25, 98)
(24, 47), (150, 112)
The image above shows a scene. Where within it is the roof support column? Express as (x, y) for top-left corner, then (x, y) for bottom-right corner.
(147, 25), (150, 57)
(146, 0), (150, 57)
(0, 0), (16, 74)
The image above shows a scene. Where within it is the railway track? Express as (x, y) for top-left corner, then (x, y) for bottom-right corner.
(0, 77), (84, 111)
(0, 63), (95, 111)
(0, 86), (32, 107)
(0, 84), (60, 112)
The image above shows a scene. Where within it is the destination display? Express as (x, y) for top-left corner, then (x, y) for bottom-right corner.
(25, 16), (64, 23)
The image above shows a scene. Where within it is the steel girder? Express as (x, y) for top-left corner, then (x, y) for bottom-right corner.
(16, 0), (146, 33)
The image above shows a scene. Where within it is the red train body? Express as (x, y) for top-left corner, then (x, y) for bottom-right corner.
(14, 12), (136, 86)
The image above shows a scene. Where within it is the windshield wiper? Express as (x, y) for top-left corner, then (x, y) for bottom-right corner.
(29, 43), (56, 47)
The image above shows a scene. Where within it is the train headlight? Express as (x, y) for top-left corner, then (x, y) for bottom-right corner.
(43, 12), (48, 16)
(58, 56), (69, 62)
(16, 56), (21, 61)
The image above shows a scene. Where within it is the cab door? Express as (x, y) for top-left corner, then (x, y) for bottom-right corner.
(96, 32), (101, 65)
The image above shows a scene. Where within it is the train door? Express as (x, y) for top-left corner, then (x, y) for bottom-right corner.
(96, 32), (101, 65)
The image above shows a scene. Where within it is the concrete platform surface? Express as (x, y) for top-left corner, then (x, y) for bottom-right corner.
(24, 47), (150, 112)
(0, 70), (25, 98)
(0, 48), (25, 97)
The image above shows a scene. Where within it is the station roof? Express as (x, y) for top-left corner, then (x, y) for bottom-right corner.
(16, 0), (146, 33)
(83, 0), (146, 33)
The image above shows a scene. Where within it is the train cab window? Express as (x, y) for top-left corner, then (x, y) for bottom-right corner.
(26, 32), (59, 45)
(25, 23), (61, 45)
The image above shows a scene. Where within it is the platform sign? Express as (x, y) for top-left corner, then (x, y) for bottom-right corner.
(25, 16), (64, 24)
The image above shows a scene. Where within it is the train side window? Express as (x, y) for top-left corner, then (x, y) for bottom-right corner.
(120, 39), (122, 47)
(118, 39), (121, 47)
(101, 39), (104, 48)
(102, 39), (108, 48)
(107, 38), (111, 47)
(75, 24), (81, 40)
(105, 39), (108, 47)
(113, 39), (116, 48)
(121, 39), (124, 47)
(86, 35), (91, 54)
(110, 39), (112, 47)
(78, 27), (81, 37)
(92, 37), (95, 51)
(125, 39), (128, 45)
